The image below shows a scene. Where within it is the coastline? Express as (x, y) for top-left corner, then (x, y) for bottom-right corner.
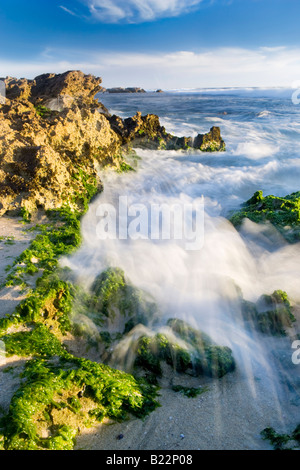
(0, 72), (299, 451)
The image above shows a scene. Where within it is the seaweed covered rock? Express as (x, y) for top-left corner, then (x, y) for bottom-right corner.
(109, 112), (226, 152)
(1, 355), (159, 450)
(134, 318), (235, 380)
(134, 333), (191, 378)
(88, 267), (159, 333)
(261, 425), (300, 450)
(229, 190), (300, 243)
(167, 319), (235, 378)
(241, 290), (296, 335)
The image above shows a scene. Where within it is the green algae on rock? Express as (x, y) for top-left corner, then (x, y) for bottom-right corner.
(241, 290), (296, 336)
(134, 319), (235, 380)
(229, 190), (300, 243)
(261, 425), (300, 450)
(1, 355), (159, 450)
(167, 319), (235, 378)
(88, 267), (159, 333)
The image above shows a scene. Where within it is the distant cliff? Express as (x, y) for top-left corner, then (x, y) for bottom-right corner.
(103, 87), (146, 94)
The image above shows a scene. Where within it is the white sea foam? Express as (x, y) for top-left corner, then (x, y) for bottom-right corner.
(61, 93), (300, 438)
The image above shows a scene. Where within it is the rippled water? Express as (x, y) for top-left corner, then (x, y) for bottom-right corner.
(62, 90), (300, 448)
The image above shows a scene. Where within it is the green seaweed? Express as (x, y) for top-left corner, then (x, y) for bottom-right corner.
(2, 355), (159, 450)
(116, 161), (135, 173)
(171, 385), (209, 398)
(89, 267), (158, 331)
(229, 190), (300, 243)
(167, 318), (235, 378)
(261, 426), (300, 450)
(34, 105), (52, 118)
(241, 290), (296, 336)
(20, 208), (32, 223)
(134, 321), (235, 380)
(2, 324), (66, 358)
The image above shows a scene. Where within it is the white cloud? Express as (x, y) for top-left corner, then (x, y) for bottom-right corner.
(81, 0), (204, 23)
(59, 5), (79, 17)
(1, 46), (300, 89)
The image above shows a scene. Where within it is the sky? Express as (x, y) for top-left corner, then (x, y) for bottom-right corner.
(0, 0), (300, 89)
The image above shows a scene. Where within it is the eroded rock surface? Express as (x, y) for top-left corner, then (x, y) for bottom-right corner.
(110, 111), (226, 151)
(0, 71), (226, 217)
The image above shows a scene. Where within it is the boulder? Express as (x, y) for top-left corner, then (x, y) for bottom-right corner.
(134, 318), (236, 379)
(89, 267), (159, 333)
(241, 290), (296, 336)
(230, 190), (300, 243)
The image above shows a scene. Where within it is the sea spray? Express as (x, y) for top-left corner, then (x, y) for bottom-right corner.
(61, 92), (300, 439)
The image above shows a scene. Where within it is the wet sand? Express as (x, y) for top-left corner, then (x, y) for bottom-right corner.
(75, 342), (300, 451)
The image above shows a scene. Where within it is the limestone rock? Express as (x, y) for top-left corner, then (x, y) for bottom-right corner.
(31, 71), (102, 106)
(110, 112), (226, 151)
(0, 72), (122, 216)
(4, 77), (34, 102)
(0, 71), (226, 217)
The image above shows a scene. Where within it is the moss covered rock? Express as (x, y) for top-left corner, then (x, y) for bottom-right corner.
(230, 190), (300, 243)
(1, 355), (159, 450)
(89, 267), (159, 333)
(241, 290), (296, 336)
(134, 319), (235, 380)
(167, 319), (235, 378)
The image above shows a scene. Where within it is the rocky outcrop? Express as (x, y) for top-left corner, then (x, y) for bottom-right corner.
(105, 87), (146, 94)
(110, 111), (226, 151)
(0, 72), (121, 216)
(229, 190), (300, 243)
(0, 71), (226, 217)
(3, 71), (108, 114)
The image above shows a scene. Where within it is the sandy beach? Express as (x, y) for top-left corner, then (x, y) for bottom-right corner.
(0, 217), (34, 318)
(75, 342), (300, 451)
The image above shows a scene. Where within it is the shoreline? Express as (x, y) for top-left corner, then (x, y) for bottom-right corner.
(0, 72), (299, 451)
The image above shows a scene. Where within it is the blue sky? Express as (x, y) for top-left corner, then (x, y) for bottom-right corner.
(1, 0), (300, 88)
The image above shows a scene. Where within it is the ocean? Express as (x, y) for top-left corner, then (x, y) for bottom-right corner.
(63, 89), (300, 449)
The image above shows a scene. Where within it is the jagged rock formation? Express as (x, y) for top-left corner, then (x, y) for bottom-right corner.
(0, 71), (226, 217)
(0, 71), (120, 216)
(3, 71), (108, 113)
(110, 111), (226, 151)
